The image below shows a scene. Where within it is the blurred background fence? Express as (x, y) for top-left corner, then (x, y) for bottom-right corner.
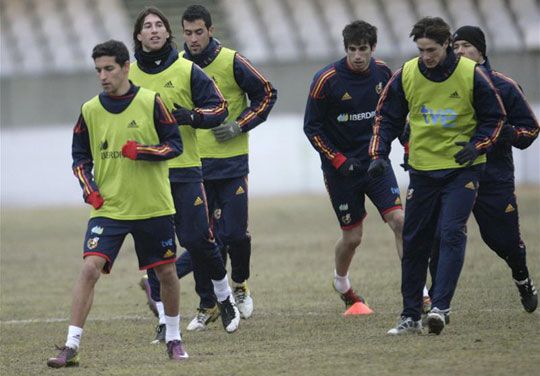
(1, 0), (539, 205)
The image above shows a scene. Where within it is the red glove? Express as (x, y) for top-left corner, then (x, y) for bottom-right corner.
(122, 140), (139, 160)
(86, 191), (104, 209)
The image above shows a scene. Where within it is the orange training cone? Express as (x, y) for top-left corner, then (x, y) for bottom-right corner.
(343, 302), (374, 316)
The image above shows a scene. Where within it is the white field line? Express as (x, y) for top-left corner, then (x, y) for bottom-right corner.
(0, 315), (152, 325)
(0, 311), (330, 325)
(1, 308), (530, 325)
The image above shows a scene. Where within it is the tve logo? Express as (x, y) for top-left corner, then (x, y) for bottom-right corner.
(420, 105), (457, 127)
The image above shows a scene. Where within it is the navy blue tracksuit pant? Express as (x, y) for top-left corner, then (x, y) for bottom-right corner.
(429, 178), (529, 291)
(204, 177), (251, 284)
(473, 179), (528, 280)
(147, 182), (225, 303)
(180, 176), (251, 309)
(401, 166), (481, 320)
(149, 177), (251, 309)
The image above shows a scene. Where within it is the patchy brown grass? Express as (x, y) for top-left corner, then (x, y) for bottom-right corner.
(1, 189), (539, 376)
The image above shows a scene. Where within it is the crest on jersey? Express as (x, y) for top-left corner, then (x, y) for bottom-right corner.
(375, 82), (383, 94)
(87, 237), (99, 250)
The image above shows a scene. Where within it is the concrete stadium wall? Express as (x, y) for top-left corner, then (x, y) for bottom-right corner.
(1, 115), (539, 208)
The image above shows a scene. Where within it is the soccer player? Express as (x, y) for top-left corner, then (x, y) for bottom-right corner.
(369, 17), (505, 335)
(141, 4), (277, 331)
(303, 20), (405, 311)
(129, 6), (240, 341)
(429, 25), (538, 312)
(47, 40), (187, 367)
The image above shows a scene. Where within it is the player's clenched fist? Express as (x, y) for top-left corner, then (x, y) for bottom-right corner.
(85, 191), (104, 209)
(122, 140), (140, 160)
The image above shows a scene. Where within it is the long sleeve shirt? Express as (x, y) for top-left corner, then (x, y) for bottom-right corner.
(183, 38), (277, 179)
(370, 50), (505, 175)
(134, 45), (227, 129)
(183, 38), (277, 133)
(481, 59), (540, 182)
(304, 57), (392, 174)
(72, 84), (182, 201)
(134, 44), (227, 182)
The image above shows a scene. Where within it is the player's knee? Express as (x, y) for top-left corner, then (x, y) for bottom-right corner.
(221, 233), (250, 247)
(344, 238), (361, 250)
(441, 226), (467, 246)
(480, 231), (521, 255)
(342, 228), (363, 249)
(389, 216), (404, 235)
(154, 263), (176, 283)
(80, 260), (102, 282)
(179, 233), (214, 252)
(385, 210), (404, 234)
(187, 243), (222, 264)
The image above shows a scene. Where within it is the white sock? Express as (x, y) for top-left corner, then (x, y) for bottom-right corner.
(65, 325), (83, 350)
(333, 270), (351, 294)
(423, 286), (429, 298)
(164, 315), (181, 343)
(156, 301), (166, 324)
(212, 276), (232, 302)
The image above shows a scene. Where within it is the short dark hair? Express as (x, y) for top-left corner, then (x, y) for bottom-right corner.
(409, 17), (451, 46)
(182, 4), (213, 28)
(91, 40), (130, 66)
(342, 21), (377, 49)
(132, 6), (175, 52)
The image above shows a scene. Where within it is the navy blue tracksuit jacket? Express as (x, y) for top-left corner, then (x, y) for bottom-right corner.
(371, 50), (505, 320)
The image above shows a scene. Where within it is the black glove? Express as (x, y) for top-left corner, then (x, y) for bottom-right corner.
(172, 103), (202, 127)
(497, 123), (515, 145)
(367, 158), (389, 178)
(400, 142), (410, 171)
(400, 153), (410, 171)
(453, 141), (479, 166)
(337, 158), (363, 176)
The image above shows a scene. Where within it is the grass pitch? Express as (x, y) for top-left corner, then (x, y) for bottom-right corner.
(1, 188), (539, 375)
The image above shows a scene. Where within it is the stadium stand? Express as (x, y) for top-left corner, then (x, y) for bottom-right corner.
(2, 0), (47, 75)
(33, 0), (82, 72)
(478, 0), (523, 51)
(380, 0), (419, 57)
(0, 3), (16, 76)
(95, 0), (132, 46)
(412, 0), (450, 23)
(349, 0), (396, 58)
(0, 0), (132, 76)
(445, 0), (487, 39)
(221, 0), (270, 61)
(253, 0), (298, 62)
(283, 0), (332, 60)
(316, 0), (354, 56)
(0, 0), (538, 72)
(65, 0), (104, 66)
(509, 0), (540, 50)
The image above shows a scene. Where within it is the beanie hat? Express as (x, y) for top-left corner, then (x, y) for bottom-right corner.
(453, 26), (487, 57)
